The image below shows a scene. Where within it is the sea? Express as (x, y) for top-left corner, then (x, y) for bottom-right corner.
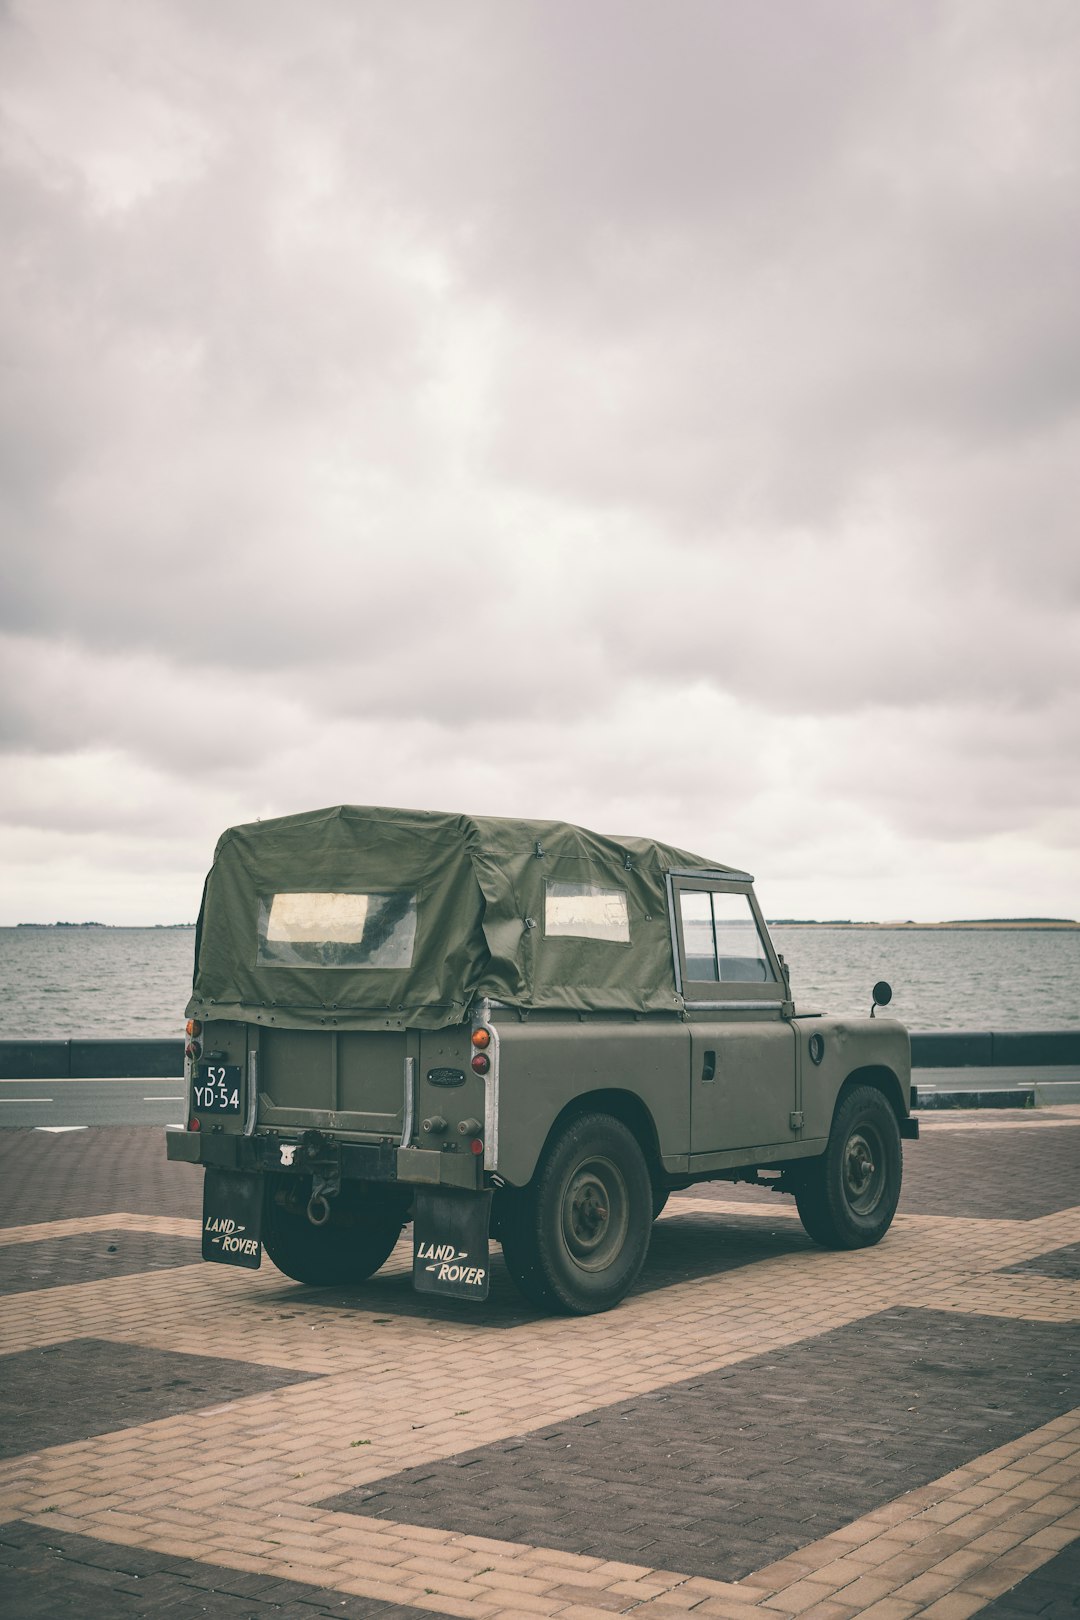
(1, 924), (1078, 1038)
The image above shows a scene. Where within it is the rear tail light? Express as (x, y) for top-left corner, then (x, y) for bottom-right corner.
(186, 1041), (202, 1060)
(469, 1137), (484, 1156)
(187, 1116), (201, 1132)
(470, 1052), (489, 1074)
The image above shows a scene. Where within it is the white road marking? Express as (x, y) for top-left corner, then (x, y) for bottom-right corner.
(35, 1125), (89, 1133)
(0, 1098), (52, 1103)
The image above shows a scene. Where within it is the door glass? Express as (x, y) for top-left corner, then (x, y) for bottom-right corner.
(679, 891), (719, 980)
(711, 892), (775, 983)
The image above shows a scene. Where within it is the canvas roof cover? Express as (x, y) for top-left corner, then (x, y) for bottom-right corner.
(189, 805), (743, 1030)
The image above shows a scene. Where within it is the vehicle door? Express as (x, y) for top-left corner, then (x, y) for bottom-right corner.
(671, 879), (797, 1158)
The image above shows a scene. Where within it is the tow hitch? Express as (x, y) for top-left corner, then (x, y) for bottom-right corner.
(294, 1129), (342, 1226)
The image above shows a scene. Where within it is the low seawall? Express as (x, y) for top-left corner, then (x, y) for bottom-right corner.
(910, 1030), (1080, 1067)
(1, 1029), (1078, 1079)
(0, 1039), (183, 1079)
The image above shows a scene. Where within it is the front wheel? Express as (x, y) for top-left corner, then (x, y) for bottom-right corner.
(499, 1113), (653, 1315)
(263, 1176), (409, 1285)
(794, 1085), (902, 1249)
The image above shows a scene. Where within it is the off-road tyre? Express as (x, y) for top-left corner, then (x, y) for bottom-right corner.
(651, 1187), (670, 1221)
(499, 1113), (653, 1315)
(794, 1084), (902, 1249)
(263, 1175), (409, 1286)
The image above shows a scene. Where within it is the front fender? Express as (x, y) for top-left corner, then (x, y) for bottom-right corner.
(794, 1015), (911, 1141)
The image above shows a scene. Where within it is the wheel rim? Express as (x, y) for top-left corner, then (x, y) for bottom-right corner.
(842, 1125), (885, 1215)
(561, 1155), (629, 1271)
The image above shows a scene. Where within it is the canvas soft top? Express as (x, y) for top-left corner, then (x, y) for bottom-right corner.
(189, 805), (744, 1030)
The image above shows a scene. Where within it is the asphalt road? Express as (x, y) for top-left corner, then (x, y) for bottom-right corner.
(0, 1080), (186, 1129)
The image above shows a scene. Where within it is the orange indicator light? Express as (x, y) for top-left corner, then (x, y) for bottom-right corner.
(186, 1019), (202, 1037)
(471, 1028), (491, 1049)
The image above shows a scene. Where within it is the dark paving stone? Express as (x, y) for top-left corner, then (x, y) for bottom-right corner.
(975, 1535), (1080, 1618)
(0, 1521), (431, 1619)
(323, 1308), (1077, 1583)
(883, 1123), (1080, 1219)
(1002, 1240), (1080, 1281)
(676, 1122), (1080, 1220)
(0, 1339), (319, 1459)
(0, 1127), (201, 1227)
(0, 1229), (200, 1295)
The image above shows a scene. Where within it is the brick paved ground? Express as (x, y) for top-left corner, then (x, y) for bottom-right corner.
(0, 1111), (1078, 1620)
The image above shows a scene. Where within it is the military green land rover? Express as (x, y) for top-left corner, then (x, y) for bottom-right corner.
(166, 805), (917, 1314)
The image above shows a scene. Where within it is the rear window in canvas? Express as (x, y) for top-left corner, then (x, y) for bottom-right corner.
(257, 892), (418, 969)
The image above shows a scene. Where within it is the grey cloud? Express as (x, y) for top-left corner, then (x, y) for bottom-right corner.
(1, 0), (1078, 922)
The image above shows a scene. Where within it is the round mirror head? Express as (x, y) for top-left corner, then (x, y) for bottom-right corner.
(872, 980), (893, 1007)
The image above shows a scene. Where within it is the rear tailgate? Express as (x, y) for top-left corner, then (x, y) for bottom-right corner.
(256, 1028), (412, 1136)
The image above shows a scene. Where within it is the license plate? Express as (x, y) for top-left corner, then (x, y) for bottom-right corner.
(202, 1168), (263, 1268)
(193, 1064), (243, 1113)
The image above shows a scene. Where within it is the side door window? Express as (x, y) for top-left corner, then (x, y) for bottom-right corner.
(674, 885), (780, 1001)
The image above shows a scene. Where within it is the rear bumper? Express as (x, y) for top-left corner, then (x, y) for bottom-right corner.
(165, 1126), (480, 1188)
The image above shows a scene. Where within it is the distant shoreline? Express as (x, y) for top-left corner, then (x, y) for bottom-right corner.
(11, 922), (195, 930)
(6, 918), (1078, 932)
(768, 919), (1079, 931)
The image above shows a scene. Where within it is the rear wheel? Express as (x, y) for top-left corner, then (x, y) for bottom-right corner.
(499, 1113), (652, 1314)
(263, 1176), (409, 1285)
(794, 1085), (902, 1249)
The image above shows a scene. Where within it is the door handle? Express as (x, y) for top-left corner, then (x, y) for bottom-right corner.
(702, 1049), (716, 1082)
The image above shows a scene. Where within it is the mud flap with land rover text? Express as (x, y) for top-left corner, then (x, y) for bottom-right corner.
(202, 1167), (263, 1269)
(413, 1188), (492, 1301)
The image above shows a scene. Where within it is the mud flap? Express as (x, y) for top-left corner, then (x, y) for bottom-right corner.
(202, 1167), (263, 1269)
(413, 1188), (492, 1301)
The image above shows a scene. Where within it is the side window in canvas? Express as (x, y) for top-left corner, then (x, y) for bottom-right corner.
(544, 881), (631, 943)
(679, 890), (775, 984)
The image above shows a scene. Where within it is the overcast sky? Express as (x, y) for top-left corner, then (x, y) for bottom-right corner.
(1, 0), (1078, 926)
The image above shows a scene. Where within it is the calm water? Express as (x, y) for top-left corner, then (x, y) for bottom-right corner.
(0, 924), (1077, 1038)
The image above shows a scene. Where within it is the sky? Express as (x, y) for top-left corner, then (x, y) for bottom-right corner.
(1, 0), (1078, 926)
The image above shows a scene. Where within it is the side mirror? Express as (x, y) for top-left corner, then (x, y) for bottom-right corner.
(870, 980), (892, 1018)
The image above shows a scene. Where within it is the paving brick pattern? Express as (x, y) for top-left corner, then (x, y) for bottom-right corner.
(324, 1307), (1077, 1581)
(1004, 1242), (1080, 1281)
(973, 1536), (1080, 1616)
(0, 1338), (319, 1458)
(0, 1112), (1078, 1620)
(0, 1127), (200, 1227)
(898, 1125), (1080, 1219)
(676, 1120), (1080, 1220)
(0, 1228), (199, 1295)
(300, 1211), (815, 1327)
(0, 1521), (432, 1619)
